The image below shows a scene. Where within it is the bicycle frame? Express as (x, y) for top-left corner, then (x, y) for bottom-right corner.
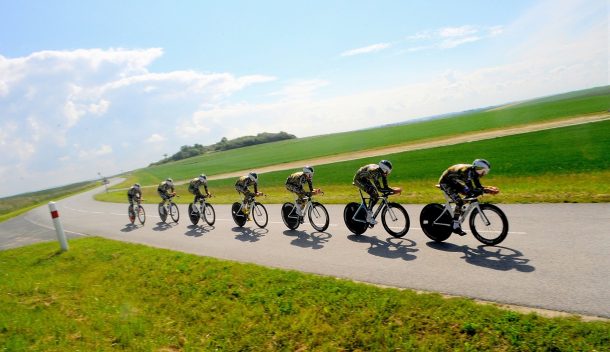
(285, 196), (314, 220)
(435, 192), (492, 227)
(351, 189), (391, 224)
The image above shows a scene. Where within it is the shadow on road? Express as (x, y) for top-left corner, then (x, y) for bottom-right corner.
(185, 225), (215, 237)
(348, 234), (418, 261)
(282, 229), (332, 250)
(152, 222), (176, 232)
(120, 223), (141, 232)
(232, 226), (268, 242)
(426, 242), (535, 272)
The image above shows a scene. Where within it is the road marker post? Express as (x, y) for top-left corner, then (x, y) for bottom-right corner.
(48, 202), (69, 251)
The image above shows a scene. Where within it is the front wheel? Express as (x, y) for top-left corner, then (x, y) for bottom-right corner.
(343, 202), (368, 235)
(381, 203), (409, 238)
(419, 203), (452, 242)
(169, 202), (180, 223)
(203, 203), (216, 226)
(252, 202), (268, 228)
(136, 205), (146, 225)
(308, 202), (329, 232)
(231, 202), (247, 227)
(469, 203), (509, 245)
(281, 203), (299, 230)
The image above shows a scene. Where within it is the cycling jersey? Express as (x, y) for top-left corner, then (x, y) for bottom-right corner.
(438, 164), (483, 195)
(285, 171), (313, 195)
(353, 164), (390, 191)
(157, 181), (175, 201)
(235, 176), (258, 195)
(188, 178), (209, 195)
(127, 186), (141, 204)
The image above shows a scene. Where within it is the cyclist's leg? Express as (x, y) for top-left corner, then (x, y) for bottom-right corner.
(355, 179), (378, 223)
(440, 183), (466, 235)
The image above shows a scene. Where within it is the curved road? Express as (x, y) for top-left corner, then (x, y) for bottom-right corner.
(1, 182), (609, 319)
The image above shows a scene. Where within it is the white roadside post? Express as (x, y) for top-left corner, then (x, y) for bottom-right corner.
(48, 202), (69, 251)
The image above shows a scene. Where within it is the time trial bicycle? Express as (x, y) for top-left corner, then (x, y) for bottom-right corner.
(158, 194), (180, 224)
(343, 187), (409, 237)
(188, 195), (216, 226)
(128, 196), (146, 225)
(281, 189), (329, 232)
(231, 193), (268, 228)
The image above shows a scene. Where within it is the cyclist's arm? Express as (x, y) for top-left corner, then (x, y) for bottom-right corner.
(306, 178), (313, 194)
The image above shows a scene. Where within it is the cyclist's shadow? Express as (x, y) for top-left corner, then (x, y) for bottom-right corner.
(426, 242), (535, 272)
(283, 229), (332, 250)
(232, 226), (268, 242)
(348, 234), (418, 261)
(185, 225), (215, 237)
(152, 222), (175, 232)
(120, 223), (140, 232)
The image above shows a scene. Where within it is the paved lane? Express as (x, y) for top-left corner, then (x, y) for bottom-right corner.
(2, 184), (609, 318)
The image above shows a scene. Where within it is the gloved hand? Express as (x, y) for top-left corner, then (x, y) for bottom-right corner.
(468, 188), (484, 197)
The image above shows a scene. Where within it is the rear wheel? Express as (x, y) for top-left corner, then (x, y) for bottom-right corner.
(343, 202), (368, 235)
(136, 205), (146, 225)
(188, 203), (200, 225)
(169, 202), (180, 223)
(419, 203), (452, 242)
(158, 204), (167, 223)
(231, 202), (247, 227)
(381, 203), (409, 238)
(203, 203), (216, 226)
(128, 205), (135, 224)
(252, 202), (268, 228)
(469, 203), (509, 245)
(281, 202), (299, 230)
(308, 202), (329, 232)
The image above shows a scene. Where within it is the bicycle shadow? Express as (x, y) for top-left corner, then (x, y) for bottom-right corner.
(152, 222), (176, 232)
(282, 229), (332, 250)
(232, 226), (268, 242)
(426, 242), (535, 272)
(348, 234), (418, 261)
(184, 224), (215, 237)
(120, 223), (141, 232)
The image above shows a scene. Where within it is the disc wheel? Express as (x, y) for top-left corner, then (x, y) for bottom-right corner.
(128, 205), (135, 224)
(419, 203), (452, 242)
(231, 202), (247, 227)
(158, 204), (168, 223)
(281, 202), (299, 230)
(188, 203), (200, 225)
(343, 202), (368, 235)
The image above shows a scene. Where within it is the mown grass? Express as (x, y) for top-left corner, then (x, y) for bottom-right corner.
(97, 120), (610, 204)
(0, 181), (99, 223)
(116, 86), (610, 189)
(1, 237), (608, 351)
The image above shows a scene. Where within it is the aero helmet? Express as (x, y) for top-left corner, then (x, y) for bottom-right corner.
(303, 165), (314, 176)
(199, 174), (207, 183)
(379, 160), (393, 174)
(248, 172), (258, 182)
(473, 159), (491, 176)
(134, 183), (141, 189)
(166, 178), (173, 185)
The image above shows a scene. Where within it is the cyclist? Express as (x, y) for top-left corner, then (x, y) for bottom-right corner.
(127, 183), (142, 207)
(235, 172), (262, 219)
(353, 160), (395, 225)
(285, 166), (318, 217)
(438, 158), (497, 236)
(157, 178), (176, 204)
(188, 174), (211, 203)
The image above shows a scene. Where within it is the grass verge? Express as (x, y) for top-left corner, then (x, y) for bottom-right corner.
(1, 237), (608, 351)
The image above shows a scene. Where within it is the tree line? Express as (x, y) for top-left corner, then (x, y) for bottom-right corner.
(150, 131), (296, 166)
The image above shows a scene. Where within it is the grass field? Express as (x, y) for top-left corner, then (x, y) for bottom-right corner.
(115, 86), (610, 189)
(1, 237), (608, 351)
(97, 119), (610, 204)
(0, 181), (99, 223)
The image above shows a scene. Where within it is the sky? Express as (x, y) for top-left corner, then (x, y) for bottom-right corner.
(0, 0), (607, 197)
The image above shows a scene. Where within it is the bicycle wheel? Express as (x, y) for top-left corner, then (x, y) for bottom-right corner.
(469, 203), (509, 245)
(158, 204), (168, 223)
(281, 203), (299, 230)
(419, 203), (452, 242)
(188, 203), (200, 225)
(128, 205), (135, 224)
(169, 202), (180, 223)
(343, 202), (368, 235)
(203, 203), (216, 226)
(308, 202), (329, 232)
(252, 202), (268, 228)
(137, 205), (146, 225)
(231, 202), (247, 227)
(381, 203), (410, 238)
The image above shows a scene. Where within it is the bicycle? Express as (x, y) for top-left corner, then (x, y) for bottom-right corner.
(231, 193), (268, 228)
(281, 189), (329, 232)
(419, 186), (508, 245)
(158, 194), (180, 223)
(188, 195), (216, 226)
(343, 187), (410, 237)
(128, 197), (146, 225)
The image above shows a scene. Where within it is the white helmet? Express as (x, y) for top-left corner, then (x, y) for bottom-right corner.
(166, 178), (173, 186)
(379, 160), (393, 175)
(134, 183), (141, 189)
(248, 172), (258, 182)
(199, 174), (207, 183)
(473, 159), (491, 176)
(303, 165), (314, 176)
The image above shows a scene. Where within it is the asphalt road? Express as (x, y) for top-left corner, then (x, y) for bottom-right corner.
(2, 183), (609, 319)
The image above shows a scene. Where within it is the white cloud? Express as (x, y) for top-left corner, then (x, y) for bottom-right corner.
(78, 144), (112, 159)
(146, 133), (166, 143)
(341, 43), (392, 57)
(439, 25), (478, 38)
(406, 25), (504, 51)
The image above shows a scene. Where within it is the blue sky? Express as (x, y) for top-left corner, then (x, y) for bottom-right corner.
(0, 0), (607, 197)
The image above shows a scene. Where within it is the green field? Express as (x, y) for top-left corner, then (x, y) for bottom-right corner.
(114, 86), (610, 189)
(1, 237), (608, 351)
(97, 119), (610, 204)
